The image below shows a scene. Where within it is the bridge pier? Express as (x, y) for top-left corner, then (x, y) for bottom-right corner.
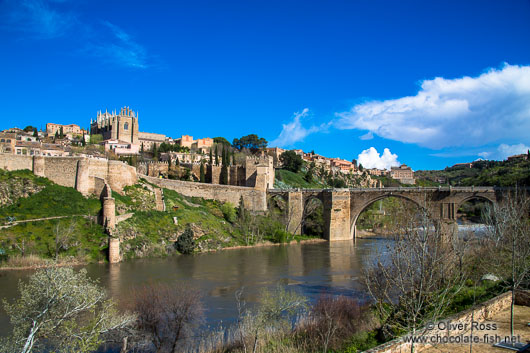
(287, 191), (303, 235)
(323, 190), (351, 241)
(433, 201), (458, 241)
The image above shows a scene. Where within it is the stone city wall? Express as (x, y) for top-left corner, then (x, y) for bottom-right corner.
(144, 176), (267, 212)
(0, 154), (137, 196)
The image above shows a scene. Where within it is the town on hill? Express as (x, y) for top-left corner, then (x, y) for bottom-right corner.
(0, 106), (418, 189)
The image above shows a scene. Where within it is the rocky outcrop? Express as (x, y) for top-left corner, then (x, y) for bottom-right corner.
(0, 177), (44, 207)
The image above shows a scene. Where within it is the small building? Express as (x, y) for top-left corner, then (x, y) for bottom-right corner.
(138, 132), (166, 151)
(103, 139), (139, 156)
(191, 137), (214, 153)
(175, 135), (194, 148)
(390, 164), (415, 184)
(0, 132), (16, 154)
(46, 123), (83, 136)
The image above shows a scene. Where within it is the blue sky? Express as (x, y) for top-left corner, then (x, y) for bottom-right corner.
(1, 0), (529, 170)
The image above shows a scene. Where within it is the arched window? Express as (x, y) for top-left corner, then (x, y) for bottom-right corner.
(124, 122), (129, 131)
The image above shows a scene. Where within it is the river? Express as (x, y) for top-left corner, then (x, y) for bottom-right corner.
(0, 238), (392, 336)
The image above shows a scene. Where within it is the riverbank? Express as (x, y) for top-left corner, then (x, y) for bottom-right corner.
(0, 236), (327, 270)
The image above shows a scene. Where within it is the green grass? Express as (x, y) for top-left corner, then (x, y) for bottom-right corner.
(0, 183), (101, 221)
(0, 217), (108, 262)
(275, 169), (326, 189)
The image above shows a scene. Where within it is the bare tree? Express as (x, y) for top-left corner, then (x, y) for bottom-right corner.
(364, 206), (465, 353)
(1, 267), (134, 353)
(53, 220), (76, 260)
(131, 282), (204, 353)
(482, 190), (530, 338)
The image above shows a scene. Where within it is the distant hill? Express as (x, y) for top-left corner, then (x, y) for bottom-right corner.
(415, 156), (530, 186)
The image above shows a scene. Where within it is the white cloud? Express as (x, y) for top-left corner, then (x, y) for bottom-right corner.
(269, 109), (327, 147)
(3, 0), (76, 38)
(496, 143), (529, 159)
(357, 147), (400, 170)
(85, 21), (149, 69)
(359, 131), (373, 140)
(336, 64), (530, 149)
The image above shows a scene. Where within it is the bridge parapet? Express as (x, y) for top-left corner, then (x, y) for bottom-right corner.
(266, 186), (519, 241)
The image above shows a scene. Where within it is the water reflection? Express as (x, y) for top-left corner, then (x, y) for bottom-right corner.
(0, 238), (389, 335)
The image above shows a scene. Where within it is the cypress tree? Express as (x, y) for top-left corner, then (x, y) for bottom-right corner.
(200, 161), (205, 183)
(209, 149), (213, 165)
(55, 131), (59, 139)
(168, 157), (172, 168)
(59, 126), (64, 139)
(232, 152), (236, 166)
(141, 143), (144, 153)
(215, 145), (219, 166)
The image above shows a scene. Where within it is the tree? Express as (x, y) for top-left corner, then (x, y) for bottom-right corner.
(131, 283), (204, 353)
(152, 144), (158, 160)
(81, 131), (86, 146)
(213, 136), (231, 146)
(482, 191), (530, 339)
(364, 206), (465, 352)
(280, 150), (303, 173)
(54, 131), (59, 139)
(59, 126), (64, 139)
(23, 126), (35, 133)
(141, 143), (144, 153)
(209, 149), (213, 165)
(1, 267), (134, 353)
(358, 163), (364, 172)
(220, 146), (229, 184)
(175, 226), (195, 254)
(214, 145), (219, 166)
(200, 161), (205, 183)
(232, 134), (268, 153)
(32, 128), (38, 138)
(305, 161), (316, 182)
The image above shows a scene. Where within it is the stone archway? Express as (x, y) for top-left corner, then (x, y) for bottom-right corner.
(349, 194), (425, 240)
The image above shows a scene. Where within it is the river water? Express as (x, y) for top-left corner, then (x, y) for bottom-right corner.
(0, 238), (392, 335)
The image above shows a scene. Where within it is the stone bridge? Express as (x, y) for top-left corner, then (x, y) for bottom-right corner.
(267, 187), (504, 241)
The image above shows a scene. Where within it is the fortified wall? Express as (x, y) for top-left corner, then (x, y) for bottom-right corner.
(139, 155), (275, 192)
(144, 176), (267, 212)
(0, 154), (137, 196)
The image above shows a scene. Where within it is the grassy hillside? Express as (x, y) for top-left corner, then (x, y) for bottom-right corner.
(416, 158), (530, 186)
(0, 170), (318, 266)
(0, 169), (107, 264)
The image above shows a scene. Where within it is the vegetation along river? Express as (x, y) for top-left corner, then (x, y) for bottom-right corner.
(0, 238), (393, 336)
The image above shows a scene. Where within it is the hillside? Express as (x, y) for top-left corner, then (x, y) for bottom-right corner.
(0, 170), (317, 267)
(274, 164), (379, 189)
(416, 157), (530, 186)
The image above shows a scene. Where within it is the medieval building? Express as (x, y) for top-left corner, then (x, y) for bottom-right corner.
(90, 107), (139, 145)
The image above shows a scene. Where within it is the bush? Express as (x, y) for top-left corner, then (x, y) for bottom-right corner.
(220, 202), (237, 223)
(299, 295), (371, 352)
(272, 229), (290, 243)
(175, 226), (196, 254)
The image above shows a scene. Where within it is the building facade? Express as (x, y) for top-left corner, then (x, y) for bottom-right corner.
(390, 164), (415, 184)
(90, 107), (139, 145)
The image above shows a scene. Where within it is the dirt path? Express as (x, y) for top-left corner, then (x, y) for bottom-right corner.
(0, 215), (88, 229)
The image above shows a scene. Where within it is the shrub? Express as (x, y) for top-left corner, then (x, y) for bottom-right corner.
(298, 295), (371, 352)
(271, 229), (290, 243)
(220, 202), (237, 223)
(175, 226), (196, 254)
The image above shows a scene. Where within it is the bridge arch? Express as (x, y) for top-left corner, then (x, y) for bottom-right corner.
(350, 193), (426, 240)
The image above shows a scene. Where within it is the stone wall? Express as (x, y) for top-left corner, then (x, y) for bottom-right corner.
(364, 291), (516, 353)
(144, 176), (267, 212)
(0, 154), (137, 196)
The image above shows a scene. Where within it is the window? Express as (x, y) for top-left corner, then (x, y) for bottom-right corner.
(17, 150), (21, 155)
(6, 139), (11, 143)
(0, 139), (4, 142)
(124, 122), (129, 131)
